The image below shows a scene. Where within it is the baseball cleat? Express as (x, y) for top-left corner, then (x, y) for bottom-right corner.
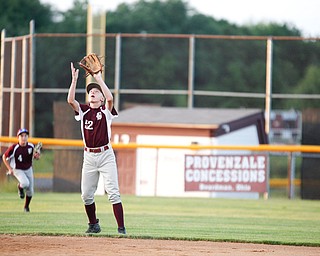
(24, 207), (30, 213)
(85, 219), (101, 233)
(18, 184), (25, 199)
(118, 227), (126, 235)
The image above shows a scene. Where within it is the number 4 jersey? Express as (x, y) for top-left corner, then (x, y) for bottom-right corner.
(3, 143), (34, 170)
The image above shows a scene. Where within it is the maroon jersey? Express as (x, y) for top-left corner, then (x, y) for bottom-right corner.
(3, 143), (34, 170)
(76, 104), (118, 148)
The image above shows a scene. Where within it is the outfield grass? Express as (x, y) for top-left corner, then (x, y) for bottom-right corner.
(0, 192), (319, 246)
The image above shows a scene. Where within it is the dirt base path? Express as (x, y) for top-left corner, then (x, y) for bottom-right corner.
(1, 234), (319, 256)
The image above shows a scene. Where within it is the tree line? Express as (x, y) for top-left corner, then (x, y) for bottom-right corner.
(0, 0), (319, 137)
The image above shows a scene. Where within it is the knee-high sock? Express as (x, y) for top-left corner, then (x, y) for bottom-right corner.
(85, 203), (97, 224)
(112, 202), (125, 228)
(24, 196), (32, 208)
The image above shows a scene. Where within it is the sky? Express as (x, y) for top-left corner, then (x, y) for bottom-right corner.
(41, 0), (320, 37)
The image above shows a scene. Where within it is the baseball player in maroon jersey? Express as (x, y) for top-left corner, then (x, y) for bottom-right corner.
(2, 128), (41, 212)
(67, 63), (126, 234)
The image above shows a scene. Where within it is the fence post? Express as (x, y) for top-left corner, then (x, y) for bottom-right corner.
(9, 38), (16, 137)
(265, 37), (273, 135)
(0, 29), (5, 137)
(21, 36), (28, 128)
(29, 20), (35, 136)
(154, 148), (159, 196)
(287, 152), (296, 199)
(114, 33), (121, 111)
(187, 35), (195, 108)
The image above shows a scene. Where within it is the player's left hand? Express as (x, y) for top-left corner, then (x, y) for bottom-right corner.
(33, 142), (42, 160)
(79, 53), (103, 77)
(33, 152), (41, 160)
(93, 70), (102, 79)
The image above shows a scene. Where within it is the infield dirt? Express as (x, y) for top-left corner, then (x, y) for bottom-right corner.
(1, 234), (319, 256)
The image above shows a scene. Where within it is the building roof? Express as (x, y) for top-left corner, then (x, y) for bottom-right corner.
(113, 106), (263, 128)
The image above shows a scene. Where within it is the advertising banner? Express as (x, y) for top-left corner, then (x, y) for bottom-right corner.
(185, 154), (267, 193)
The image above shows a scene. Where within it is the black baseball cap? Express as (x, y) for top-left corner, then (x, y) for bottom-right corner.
(86, 83), (103, 94)
(17, 128), (29, 136)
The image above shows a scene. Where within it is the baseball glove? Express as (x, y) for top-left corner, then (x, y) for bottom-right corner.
(79, 53), (103, 77)
(33, 142), (42, 156)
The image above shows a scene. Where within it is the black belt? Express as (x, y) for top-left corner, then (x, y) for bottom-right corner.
(84, 145), (109, 153)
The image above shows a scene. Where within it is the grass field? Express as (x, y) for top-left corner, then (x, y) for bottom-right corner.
(0, 192), (319, 247)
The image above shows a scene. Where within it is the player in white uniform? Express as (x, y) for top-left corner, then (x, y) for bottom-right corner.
(67, 63), (126, 234)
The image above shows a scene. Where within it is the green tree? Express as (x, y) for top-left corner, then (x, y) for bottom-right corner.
(0, 0), (53, 36)
(50, 0), (88, 33)
(34, 0), (88, 137)
(107, 0), (188, 33)
(2, 0), (320, 137)
(106, 0), (319, 110)
(247, 22), (301, 37)
(285, 65), (320, 109)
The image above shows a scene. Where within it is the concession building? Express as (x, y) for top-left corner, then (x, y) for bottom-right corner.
(110, 106), (268, 198)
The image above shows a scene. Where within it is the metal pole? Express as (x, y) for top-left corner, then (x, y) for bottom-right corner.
(100, 12), (106, 81)
(265, 38), (273, 200)
(9, 39), (16, 137)
(188, 35), (195, 108)
(287, 152), (296, 199)
(0, 29), (5, 137)
(263, 154), (270, 200)
(265, 38), (273, 135)
(114, 33), (121, 111)
(86, 4), (106, 94)
(29, 20), (35, 136)
(21, 37), (27, 128)
(154, 148), (159, 196)
(86, 3), (93, 93)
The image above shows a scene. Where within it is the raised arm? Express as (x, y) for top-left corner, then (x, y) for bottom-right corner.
(93, 72), (114, 112)
(67, 62), (80, 112)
